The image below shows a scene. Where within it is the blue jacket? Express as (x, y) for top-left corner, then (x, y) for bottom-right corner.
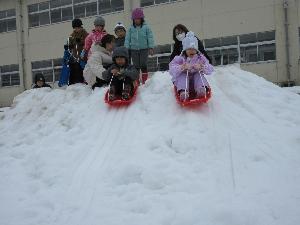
(125, 23), (155, 50)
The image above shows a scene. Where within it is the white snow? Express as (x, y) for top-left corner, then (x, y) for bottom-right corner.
(284, 86), (300, 95)
(0, 65), (300, 225)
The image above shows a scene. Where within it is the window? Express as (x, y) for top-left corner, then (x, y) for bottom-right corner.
(0, 9), (16, 33)
(258, 43), (276, 61)
(140, 0), (177, 7)
(28, 0), (124, 28)
(31, 58), (62, 83)
(99, 0), (124, 15)
(28, 2), (50, 27)
(0, 64), (20, 87)
(205, 30), (276, 65)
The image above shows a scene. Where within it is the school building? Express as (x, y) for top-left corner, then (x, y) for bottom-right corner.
(0, 0), (299, 106)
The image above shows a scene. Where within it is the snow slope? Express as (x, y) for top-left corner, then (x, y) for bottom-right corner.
(0, 65), (300, 225)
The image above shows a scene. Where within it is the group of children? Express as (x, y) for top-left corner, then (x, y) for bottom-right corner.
(34, 7), (213, 102)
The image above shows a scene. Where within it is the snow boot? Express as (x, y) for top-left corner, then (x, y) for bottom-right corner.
(196, 86), (206, 98)
(108, 86), (117, 101)
(122, 84), (132, 100)
(141, 72), (148, 84)
(179, 90), (189, 101)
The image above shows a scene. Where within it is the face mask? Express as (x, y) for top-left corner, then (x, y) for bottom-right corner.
(176, 33), (185, 41)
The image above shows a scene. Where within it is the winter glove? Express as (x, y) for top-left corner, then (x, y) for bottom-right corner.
(80, 49), (86, 59)
(193, 64), (203, 72)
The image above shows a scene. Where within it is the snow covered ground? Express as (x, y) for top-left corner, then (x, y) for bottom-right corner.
(0, 65), (300, 225)
(284, 86), (300, 95)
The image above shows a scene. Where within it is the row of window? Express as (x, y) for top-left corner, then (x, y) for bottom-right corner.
(141, 0), (178, 7)
(28, 0), (124, 28)
(0, 64), (20, 87)
(31, 59), (62, 83)
(0, 9), (16, 33)
(204, 31), (276, 66)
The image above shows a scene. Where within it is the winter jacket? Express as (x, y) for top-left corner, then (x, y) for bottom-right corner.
(170, 37), (211, 64)
(84, 29), (107, 55)
(83, 44), (112, 86)
(66, 28), (88, 60)
(33, 73), (52, 89)
(125, 22), (155, 50)
(102, 64), (139, 82)
(115, 37), (125, 48)
(169, 54), (213, 87)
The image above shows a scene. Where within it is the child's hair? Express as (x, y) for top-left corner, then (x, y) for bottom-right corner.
(100, 34), (115, 47)
(133, 18), (145, 27)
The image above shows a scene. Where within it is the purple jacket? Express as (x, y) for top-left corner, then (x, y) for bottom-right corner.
(169, 54), (213, 81)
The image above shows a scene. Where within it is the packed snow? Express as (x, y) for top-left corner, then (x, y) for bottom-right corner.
(0, 65), (300, 225)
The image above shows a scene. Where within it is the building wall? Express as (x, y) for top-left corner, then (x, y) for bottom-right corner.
(0, 0), (299, 106)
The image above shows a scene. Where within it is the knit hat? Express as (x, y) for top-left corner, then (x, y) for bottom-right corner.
(182, 31), (198, 52)
(34, 73), (45, 84)
(72, 18), (82, 28)
(114, 22), (126, 33)
(131, 8), (144, 19)
(112, 46), (129, 61)
(94, 16), (105, 26)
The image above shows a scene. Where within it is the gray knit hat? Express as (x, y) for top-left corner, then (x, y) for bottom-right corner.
(182, 31), (198, 52)
(94, 16), (105, 26)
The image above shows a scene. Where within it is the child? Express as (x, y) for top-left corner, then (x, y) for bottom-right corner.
(114, 22), (126, 47)
(169, 32), (213, 101)
(102, 46), (139, 101)
(81, 16), (107, 59)
(63, 18), (88, 85)
(125, 8), (155, 84)
(83, 34), (115, 89)
(33, 73), (52, 89)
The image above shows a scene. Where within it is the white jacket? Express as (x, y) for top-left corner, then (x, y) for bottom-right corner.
(83, 44), (113, 86)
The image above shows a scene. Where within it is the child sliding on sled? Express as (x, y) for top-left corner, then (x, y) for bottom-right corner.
(103, 46), (139, 101)
(169, 31), (213, 101)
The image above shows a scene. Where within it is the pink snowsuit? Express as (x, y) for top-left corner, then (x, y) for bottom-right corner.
(169, 54), (213, 93)
(84, 29), (107, 57)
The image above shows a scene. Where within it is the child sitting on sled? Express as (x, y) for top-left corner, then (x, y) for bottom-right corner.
(169, 31), (213, 101)
(102, 46), (139, 101)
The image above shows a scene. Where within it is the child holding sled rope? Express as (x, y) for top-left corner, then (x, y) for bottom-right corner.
(169, 31), (213, 101)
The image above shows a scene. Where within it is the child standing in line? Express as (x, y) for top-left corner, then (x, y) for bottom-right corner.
(114, 22), (126, 48)
(125, 8), (155, 84)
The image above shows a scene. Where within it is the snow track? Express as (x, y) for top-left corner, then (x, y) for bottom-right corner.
(1, 65), (300, 225)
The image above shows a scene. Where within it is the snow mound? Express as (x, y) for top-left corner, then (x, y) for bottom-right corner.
(1, 65), (300, 225)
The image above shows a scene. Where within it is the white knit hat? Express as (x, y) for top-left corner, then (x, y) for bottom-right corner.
(182, 31), (198, 52)
(114, 22), (126, 32)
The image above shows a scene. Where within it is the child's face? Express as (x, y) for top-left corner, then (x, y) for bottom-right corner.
(95, 25), (104, 31)
(73, 27), (82, 32)
(37, 80), (44, 87)
(134, 19), (142, 25)
(186, 48), (197, 58)
(105, 41), (115, 52)
(115, 57), (126, 66)
(115, 29), (126, 38)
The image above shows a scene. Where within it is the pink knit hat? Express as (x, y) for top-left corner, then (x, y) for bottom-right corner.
(131, 8), (144, 19)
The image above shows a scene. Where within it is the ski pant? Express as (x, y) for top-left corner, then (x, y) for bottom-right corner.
(130, 49), (149, 73)
(69, 62), (84, 85)
(110, 76), (133, 95)
(175, 73), (209, 94)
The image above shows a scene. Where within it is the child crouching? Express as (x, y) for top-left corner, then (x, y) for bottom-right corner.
(169, 31), (213, 101)
(103, 47), (139, 101)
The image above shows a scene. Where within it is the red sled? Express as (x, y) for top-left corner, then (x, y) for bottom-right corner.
(174, 86), (212, 107)
(104, 81), (139, 106)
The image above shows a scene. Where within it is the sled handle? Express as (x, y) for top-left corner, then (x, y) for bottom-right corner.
(199, 71), (207, 99)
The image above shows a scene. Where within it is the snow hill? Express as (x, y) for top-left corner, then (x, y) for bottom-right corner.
(0, 65), (300, 225)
